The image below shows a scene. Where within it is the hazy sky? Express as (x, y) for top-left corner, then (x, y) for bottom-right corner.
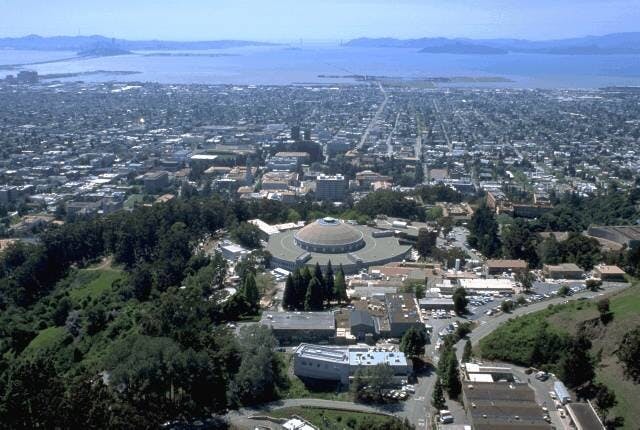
(1, 0), (638, 41)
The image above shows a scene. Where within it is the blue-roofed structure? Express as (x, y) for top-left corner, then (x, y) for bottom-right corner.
(554, 381), (572, 404)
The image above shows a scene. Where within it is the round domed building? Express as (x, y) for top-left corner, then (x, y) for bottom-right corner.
(267, 217), (411, 274)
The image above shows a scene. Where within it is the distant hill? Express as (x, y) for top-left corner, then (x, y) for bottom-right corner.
(418, 43), (507, 55)
(0, 34), (277, 51)
(346, 32), (640, 55)
(77, 45), (132, 57)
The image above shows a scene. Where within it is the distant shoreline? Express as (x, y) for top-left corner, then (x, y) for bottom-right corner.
(317, 74), (514, 83)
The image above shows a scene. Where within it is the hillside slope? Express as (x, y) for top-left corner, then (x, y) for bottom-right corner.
(479, 283), (640, 429)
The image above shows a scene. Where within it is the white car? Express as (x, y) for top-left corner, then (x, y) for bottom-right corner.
(439, 411), (454, 424)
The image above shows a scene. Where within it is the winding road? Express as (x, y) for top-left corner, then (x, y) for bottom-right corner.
(228, 283), (629, 429)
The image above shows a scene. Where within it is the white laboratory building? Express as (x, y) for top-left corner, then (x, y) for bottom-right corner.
(293, 343), (411, 386)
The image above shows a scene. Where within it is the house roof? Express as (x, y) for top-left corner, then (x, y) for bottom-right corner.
(350, 309), (374, 328)
(486, 259), (528, 269)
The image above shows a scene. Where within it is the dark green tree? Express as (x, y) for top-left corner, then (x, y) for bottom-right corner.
(558, 333), (595, 388)
(282, 274), (296, 310)
(301, 266), (313, 294)
(438, 344), (454, 388)
(305, 277), (324, 311)
(130, 263), (153, 301)
(515, 271), (534, 293)
(559, 233), (601, 270)
(294, 268), (308, 310)
(240, 272), (260, 310)
(537, 235), (561, 265)
(416, 228), (438, 259)
(333, 265), (348, 304)
(617, 328), (640, 383)
(431, 377), (446, 410)
(52, 296), (72, 326)
(468, 202), (501, 258)
(66, 375), (125, 429)
(501, 300), (515, 313)
(1, 356), (67, 429)
(502, 220), (539, 266)
(557, 285), (571, 297)
(325, 260), (335, 304)
(355, 190), (424, 221)
(445, 351), (462, 399)
(313, 262), (326, 300)
(452, 287), (468, 315)
(154, 222), (192, 291)
(594, 383), (617, 421)
(228, 325), (286, 406)
(400, 326), (429, 358)
(597, 298), (613, 324)
(232, 222), (262, 249)
(462, 339), (473, 363)
(351, 364), (395, 403)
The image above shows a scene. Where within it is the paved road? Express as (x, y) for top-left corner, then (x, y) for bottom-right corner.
(431, 99), (452, 154)
(357, 82), (388, 151)
(386, 112), (400, 156)
(226, 398), (396, 429)
(231, 281), (628, 429)
(455, 282), (629, 359)
(449, 226), (484, 263)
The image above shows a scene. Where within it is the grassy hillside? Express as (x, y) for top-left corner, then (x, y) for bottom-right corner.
(67, 267), (123, 303)
(22, 326), (70, 357)
(269, 407), (400, 429)
(479, 283), (640, 429)
(19, 264), (133, 374)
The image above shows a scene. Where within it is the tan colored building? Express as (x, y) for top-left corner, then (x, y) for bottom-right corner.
(594, 265), (626, 282)
(486, 259), (528, 275)
(543, 263), (584, 280)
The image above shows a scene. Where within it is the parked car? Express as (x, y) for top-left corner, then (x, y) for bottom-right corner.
(439, 411), (454, 424)
(535, 371), (549, 381)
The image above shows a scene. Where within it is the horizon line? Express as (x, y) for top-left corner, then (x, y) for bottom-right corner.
(1, 30), (639, 44)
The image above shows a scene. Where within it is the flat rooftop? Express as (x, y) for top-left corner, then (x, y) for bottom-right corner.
(566, 403), (605, 430)
(419, 298), (455, 306)
(486, 259), (528, 269)
(295, 344), (348, 363)
(544, 263), (583, 272)
(458, 278), (514, 291)
(348, 349), (408, 367)
(295, 344), (408, 368)
(385, 293), (421, 324)
(464, 363), (514, 374)
(464, 382), (551, 430)
(261, 312), (335, 330)
(595, 265), (625, 275)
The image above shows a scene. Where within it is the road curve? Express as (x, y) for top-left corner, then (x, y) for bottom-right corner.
(455, 283), (629, 360)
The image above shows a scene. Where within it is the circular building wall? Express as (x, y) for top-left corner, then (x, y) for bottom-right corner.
(294, 217), (365, 254)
